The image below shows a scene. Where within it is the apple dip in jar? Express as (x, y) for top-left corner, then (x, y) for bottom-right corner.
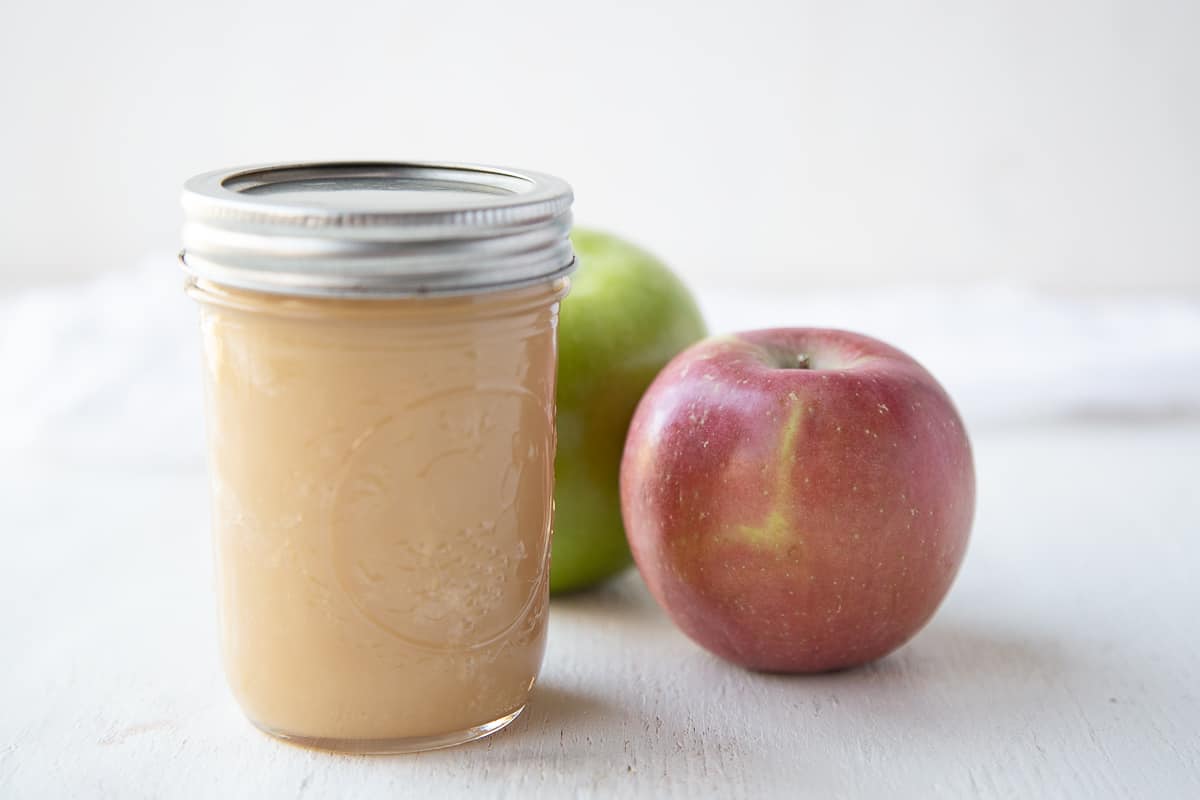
(180, 162), (574, 753)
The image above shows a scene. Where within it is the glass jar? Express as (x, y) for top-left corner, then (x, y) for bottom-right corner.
(180, 162), (575, 753)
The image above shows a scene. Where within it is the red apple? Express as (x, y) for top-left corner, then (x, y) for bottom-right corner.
(620, 328), (974, 672)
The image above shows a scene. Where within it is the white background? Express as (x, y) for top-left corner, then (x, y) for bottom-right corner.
(1, 0), (1198, 290)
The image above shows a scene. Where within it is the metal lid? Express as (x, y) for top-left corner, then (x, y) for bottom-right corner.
(180, 161), (575, 298)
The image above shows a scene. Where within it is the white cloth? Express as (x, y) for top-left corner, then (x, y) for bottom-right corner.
(697, 283), (1200, 427)
(2, 259), (1198, 468)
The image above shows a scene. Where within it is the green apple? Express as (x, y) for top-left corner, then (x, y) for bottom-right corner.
(552, 229), (708, 594)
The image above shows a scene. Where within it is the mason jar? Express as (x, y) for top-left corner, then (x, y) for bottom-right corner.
(180, 162), (574, 753)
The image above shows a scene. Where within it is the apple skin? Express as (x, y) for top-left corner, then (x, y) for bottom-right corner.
(551, 229), (707, 594)
(620, 328), (974, 672)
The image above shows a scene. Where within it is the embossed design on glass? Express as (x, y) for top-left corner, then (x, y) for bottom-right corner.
(332, 385), (552, 653)
(191, 280), (565, 753)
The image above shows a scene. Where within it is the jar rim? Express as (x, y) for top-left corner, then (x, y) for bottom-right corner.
(180, 161), (576, 299)
(186, 276), (570, 323)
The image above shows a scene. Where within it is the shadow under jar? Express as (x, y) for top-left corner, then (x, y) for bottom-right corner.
(180, 162), (575, 754)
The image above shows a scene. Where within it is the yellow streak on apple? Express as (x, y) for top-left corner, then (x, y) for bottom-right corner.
(731, 393), (804, 550)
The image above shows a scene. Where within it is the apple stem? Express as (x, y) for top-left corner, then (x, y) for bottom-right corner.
(795, 353), (810, 369)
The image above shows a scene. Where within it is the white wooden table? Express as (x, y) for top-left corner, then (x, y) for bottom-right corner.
(3, 420), (1199, 798)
